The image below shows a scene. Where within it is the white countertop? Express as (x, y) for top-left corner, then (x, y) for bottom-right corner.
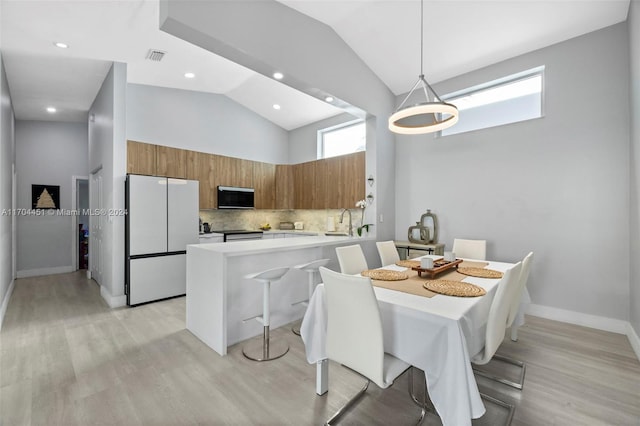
(189, 235), (372, 256)
(261, 229), (318, 235)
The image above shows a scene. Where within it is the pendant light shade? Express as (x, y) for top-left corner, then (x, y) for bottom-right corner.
(389, 0), (458, 135)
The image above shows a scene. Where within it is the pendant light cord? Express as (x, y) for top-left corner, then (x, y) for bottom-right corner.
(420, 0), (424, 77)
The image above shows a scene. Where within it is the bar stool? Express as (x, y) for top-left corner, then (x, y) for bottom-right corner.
(242, 266), (291, 362)
(291, 258), (331, 336)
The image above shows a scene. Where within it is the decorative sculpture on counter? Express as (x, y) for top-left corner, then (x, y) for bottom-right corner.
(407, 209), (439, 244)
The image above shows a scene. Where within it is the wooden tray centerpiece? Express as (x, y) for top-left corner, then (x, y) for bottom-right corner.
(411, 258), (463, 278)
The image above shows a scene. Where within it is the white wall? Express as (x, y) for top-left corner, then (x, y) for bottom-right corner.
(0, 52), (16, 328)
(126, 83), (289, 164)
(628, 0), (640, 339)
(396, 23), (631, 322)
(88, 62), (127, 308)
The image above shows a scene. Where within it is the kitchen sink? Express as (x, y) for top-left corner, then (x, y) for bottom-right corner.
(324, 232), (349, 236)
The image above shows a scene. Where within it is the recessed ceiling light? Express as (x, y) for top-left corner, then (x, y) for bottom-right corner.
(273, 72), (284, 80)
(184, 72), (195, 79)
(46, 107), (57, 113)
(325, 96), (334, 103)
(273, 104), (281, 110)
(54, 42), (68, 49)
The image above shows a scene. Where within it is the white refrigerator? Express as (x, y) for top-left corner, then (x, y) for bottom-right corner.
(125, 174), (199, 306)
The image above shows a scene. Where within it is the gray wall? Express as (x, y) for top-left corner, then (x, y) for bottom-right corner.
(0, 53), (16, 327)
(160, 0), (397, 240)
(396, 23), (630, 321)
(288, 112), (358, 164)
(88, 62), (127, 307)
(628, 0), (640, 337)
(126, 84), (289, 164)
(15, 121), (88, 273)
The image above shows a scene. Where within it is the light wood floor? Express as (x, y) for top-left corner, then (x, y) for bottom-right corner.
(1, 271), (639, 425)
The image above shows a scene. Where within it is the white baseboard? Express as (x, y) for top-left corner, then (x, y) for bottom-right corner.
(100, 285), (126, 308)
(0, 279), (16, 331)
(17, 265), (74, 278)
(526, 303), (628, 334)
(627, 323), (640, 362)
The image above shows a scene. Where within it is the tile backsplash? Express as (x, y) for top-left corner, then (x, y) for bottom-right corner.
(199, 209), (367, 233)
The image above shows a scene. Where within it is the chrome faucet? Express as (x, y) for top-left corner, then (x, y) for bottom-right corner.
(339, 208), (353, 237)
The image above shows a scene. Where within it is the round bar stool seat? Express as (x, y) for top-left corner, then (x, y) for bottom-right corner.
(291, 258), (331, 336)
(243, 266), (291, 361)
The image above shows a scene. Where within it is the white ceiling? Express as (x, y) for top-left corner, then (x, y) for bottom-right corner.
(0, 0), (630, 128)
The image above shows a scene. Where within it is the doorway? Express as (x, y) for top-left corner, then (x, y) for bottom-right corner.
(89, 169), (104, 285)
(72, 175), (89, 271)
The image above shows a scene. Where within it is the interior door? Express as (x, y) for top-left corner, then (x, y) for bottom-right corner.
(90, 169), (104, 285)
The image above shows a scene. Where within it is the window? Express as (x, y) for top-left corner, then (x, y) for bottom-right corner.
(318, 120), (366, 159)
(440, 66), (544, 137)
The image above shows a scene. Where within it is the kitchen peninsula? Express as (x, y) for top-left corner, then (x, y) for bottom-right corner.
(186, 236), (375, 356)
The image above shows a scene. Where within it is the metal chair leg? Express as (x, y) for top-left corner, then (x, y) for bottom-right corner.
(408, 367), (430, 425)
(325, 379), (369, 425)
(473, 354), (526, 390)
(480, 392), (515, 426)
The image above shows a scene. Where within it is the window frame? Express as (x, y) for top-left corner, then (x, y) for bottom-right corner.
(317, 119), (366, 160)
(439, 66), (545, 137)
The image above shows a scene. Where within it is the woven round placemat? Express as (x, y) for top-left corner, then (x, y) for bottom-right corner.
(361, 269), (409, 281)
(457, 267), (503, 279)
(395, 260), (420, 268)
(423, 280), (487, 297)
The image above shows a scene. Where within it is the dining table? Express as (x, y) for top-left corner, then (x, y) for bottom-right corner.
(300, 254), (529, 426)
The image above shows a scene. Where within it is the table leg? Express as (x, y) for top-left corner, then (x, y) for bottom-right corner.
(316, 359), (328, 395)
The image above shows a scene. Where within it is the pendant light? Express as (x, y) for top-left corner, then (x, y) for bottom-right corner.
(389, 0), (459, 135)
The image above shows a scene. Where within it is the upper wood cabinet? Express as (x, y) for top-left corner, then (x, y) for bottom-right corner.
(275, 165), (294, 210)
(340, 151), (366, 207)
(130, 141), (365, 211)
(293, 161), (316, 209)
(156, 146), (187, 179)
(127, 141), (156, 176)
(215, 155), (253, 188)
(253, 161), (276, 210)
(187, 151), (216, 209)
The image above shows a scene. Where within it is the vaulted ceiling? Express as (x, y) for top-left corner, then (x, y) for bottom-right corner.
(0, 0), (630, 129)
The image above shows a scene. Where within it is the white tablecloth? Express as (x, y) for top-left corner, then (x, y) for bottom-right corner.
(300, 258), (526, 426)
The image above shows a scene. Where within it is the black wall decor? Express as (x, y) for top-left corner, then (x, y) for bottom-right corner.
(32, 184), (60, 210)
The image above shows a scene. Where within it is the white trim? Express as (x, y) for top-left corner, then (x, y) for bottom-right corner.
(626, 323), (640, 362)
(17, 265), (74, 278)
(0, 279), (16, 331)
(526, 303), (628, 334)
(100, 285), (126, 308)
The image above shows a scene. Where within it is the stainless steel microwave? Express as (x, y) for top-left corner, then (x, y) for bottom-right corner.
(217, 186), (255, 209)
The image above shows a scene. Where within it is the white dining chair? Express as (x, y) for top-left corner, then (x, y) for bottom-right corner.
(451, 238), (487, 260)
(471, 261), (522, 423)
(475, 251), (534, 391)
(507, 251), (534, 341)
(376, 240), (400, 267)
(335, 244), (368, 275)
(319, 267), (427, 425)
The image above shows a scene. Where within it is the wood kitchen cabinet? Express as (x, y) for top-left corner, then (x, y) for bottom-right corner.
(156, 145), (187, 178)
(127, 140), (156, 176)
(320, 151), (366, 208)
(275, 164), (294, 209)
(214, 155), (253, 188)
(253, 161), (276, 210)
(134, 140), (365, 211)
(187, 151), (217, 209)
(293, 161), (316, 209)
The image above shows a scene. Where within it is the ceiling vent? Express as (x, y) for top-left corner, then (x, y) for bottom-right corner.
(145, 49), (166, 62)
